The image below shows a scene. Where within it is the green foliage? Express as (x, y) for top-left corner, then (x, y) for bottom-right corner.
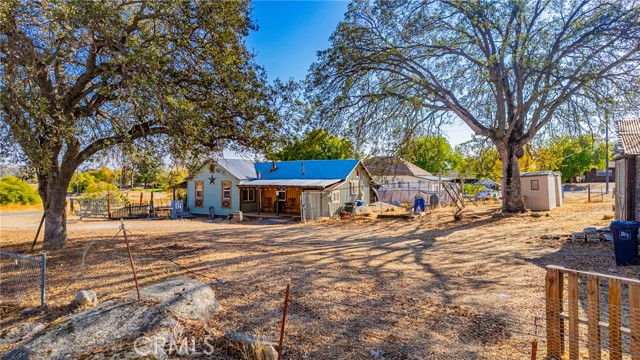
(156, 168), (188, 191)
(270, 129), (355, 161)
(133, 150), (163, 187)
(403, 135), (460, 174)
(453, 137), (502, 180)
(463, 184), (486, 195)
(0, 176), (41, 204)
(529, 135), (610, 182)
(86, 181), (117, 193)
(68, 172), (97, 194)
(86, 167), (117, 185)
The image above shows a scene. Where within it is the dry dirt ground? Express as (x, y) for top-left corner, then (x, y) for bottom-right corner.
(1, 199), (638, 359)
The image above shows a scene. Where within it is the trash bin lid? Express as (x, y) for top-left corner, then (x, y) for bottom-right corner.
(610, 220), (640, 228)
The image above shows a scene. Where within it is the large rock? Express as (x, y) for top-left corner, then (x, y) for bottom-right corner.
(2, 278), (220, 360)
(224, 332), (278, 360)
(73, 290), (98, 307)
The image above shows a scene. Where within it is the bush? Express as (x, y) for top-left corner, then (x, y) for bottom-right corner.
(464, 184), (487, 195)
(86, 181), (118, 193)
(0, 176), (41, 205)
(68, 172), (97, 194)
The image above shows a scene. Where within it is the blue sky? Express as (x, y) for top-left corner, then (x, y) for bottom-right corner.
(246, 0), (473, 147)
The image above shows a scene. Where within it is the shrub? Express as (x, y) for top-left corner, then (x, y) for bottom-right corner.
(464, 184), (487, 195)
(86, 181), (118, 193)
(0, 176), (41, 205)
(68, 172), (97, 194)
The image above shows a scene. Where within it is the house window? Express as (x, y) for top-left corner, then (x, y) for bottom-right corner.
(242, 188), (255, 202)
(350, 180), (358, 195)
(221, 181), (232, 209)
(195, 181), (204, 208)
(531, 179), (539, 191)
(277, 190), (286, 201)
(331, 190), (341, 203)
(209, 163), (216, 173)
(222, 181), (232, 200)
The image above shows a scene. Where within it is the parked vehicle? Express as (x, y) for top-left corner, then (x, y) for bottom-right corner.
(475, 189), (501, 200)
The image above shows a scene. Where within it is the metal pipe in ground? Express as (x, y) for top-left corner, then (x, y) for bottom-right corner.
(40, 253), (46, 308)
(121, 219), (142, 301)
(277, 281), (291, 360)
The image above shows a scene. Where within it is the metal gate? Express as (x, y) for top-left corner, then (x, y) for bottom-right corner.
(301, 191), (323, 222)
(77, 199), (110, 218)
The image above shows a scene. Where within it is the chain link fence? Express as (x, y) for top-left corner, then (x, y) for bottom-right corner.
(0, 251), (46, 308)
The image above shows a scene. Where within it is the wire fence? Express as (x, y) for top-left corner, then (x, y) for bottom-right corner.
(8, 221), (638, 359)
(0, 251), (46, 309)
(563, 183), (613, 204)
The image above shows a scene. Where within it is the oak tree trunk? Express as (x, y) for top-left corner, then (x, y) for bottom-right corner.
(496, 141), (526, 213)
(38, 159), (76, 249)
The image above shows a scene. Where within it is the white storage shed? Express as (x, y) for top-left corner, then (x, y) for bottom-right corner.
(521, 171), (563, 211)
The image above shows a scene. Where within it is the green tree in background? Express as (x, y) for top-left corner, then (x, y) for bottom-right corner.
(272, 129), (355, 161)
(0, 176), (40, 204)
(133, 150), (163, 187)
(403, 135), (461, 175)
(68, 172), (97, 194)
(534, 135), (609, 182)
(86, 167), (117, 185)
(453, 138), (502, 180)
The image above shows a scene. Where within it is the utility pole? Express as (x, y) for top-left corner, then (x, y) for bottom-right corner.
(605, 117), (610, 194)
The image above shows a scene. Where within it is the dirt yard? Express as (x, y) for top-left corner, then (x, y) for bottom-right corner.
(1, 198), (637, 359)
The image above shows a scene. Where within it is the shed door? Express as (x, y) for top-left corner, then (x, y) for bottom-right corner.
(615, 161), (625, 220)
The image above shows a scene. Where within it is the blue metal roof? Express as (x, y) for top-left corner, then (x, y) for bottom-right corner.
(253, 159), (360, 180)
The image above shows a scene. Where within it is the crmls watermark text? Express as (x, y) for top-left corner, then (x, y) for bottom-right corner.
(133, 334), (216, 356)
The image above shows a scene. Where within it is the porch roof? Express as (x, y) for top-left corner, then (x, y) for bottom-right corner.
(238, 179), (342, 188)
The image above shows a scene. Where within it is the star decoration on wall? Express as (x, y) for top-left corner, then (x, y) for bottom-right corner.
(209, 176), (216, 184)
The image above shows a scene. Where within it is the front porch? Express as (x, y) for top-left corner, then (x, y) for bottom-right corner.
(239, 186), (303, 216)
(242, 212), (301, 221)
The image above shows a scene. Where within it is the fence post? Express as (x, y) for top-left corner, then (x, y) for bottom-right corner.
(40, 253), (46, 308)
(609, 278), (622, 360)
(568, 272), (579, 360)
(107, 194), (112, 219)
(587, 275), (601, 360)
(588, 185), (591, 203)
(277, 280), (291, 360)
(546, 268), (564, 357)
(630, 283), (640, 360)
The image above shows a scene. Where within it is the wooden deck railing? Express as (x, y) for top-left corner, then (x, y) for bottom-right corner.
(546, 265), (640, 360)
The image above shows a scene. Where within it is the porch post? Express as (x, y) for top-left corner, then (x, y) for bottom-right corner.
(258, 187), (261, 215)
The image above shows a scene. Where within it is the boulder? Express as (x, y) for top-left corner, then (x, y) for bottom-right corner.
(73, 290), (98, 307)
(224, 332), (278, 360)
(2, 278), (220, 360)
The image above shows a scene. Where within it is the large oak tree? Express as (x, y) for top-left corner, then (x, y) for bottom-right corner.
(1, 0), (281, 248)
(310, 0), (640, 212)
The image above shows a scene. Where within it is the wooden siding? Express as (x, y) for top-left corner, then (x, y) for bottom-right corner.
(324, 163), (372, 217)
(187, 166), (241, 216)
(252, 187), (302, 214)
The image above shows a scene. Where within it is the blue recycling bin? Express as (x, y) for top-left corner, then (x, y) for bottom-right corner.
(610, 221), (640, 266)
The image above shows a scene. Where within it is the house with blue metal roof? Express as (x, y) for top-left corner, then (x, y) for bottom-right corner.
(186, 159), (256, 217)
(239, 159), (372, 220)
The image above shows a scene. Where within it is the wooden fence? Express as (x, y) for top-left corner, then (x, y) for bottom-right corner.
(76, 198), (174, 219)
(546, 265), (640, 360)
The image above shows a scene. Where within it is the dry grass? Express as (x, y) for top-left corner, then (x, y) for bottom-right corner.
(0, 203), (43, 213)
(1, 199), (635, 359)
